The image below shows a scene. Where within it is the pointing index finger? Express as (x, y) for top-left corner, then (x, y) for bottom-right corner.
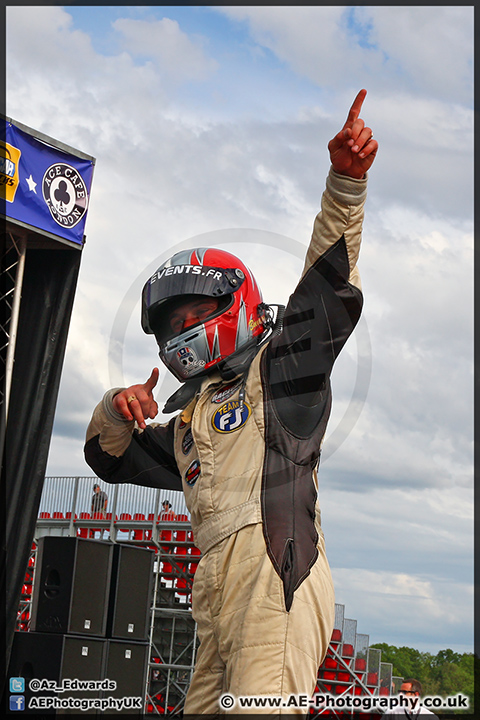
(144, 367), (159, 391)
(345, 89), (367, 126)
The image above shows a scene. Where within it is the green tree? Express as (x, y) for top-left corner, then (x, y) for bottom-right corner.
(369, 644), (474, 714)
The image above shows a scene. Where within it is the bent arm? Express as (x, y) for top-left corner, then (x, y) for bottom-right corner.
(84, 388), (182, 491)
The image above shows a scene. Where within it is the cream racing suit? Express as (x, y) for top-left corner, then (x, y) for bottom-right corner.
(85, 167), (367, 714)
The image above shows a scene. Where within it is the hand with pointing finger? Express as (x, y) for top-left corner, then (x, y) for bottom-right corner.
(112, 367), (159, 430)
(328, 89), (378, 179)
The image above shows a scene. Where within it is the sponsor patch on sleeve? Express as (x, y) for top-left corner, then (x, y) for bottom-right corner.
(185, 459), (201, 486)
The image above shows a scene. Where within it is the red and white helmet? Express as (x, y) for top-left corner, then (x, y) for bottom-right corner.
(142, 247), (267, 381)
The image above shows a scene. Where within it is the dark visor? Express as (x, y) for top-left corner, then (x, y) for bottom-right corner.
(142, 264), (244, 335)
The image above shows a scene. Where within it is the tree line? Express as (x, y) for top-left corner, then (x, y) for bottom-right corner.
(370, 643), (474, 713)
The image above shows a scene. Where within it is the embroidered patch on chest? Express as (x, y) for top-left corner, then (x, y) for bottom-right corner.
(211, 400), (251, 433)
(182, 427), (194, 455)
(210, 379), (242, 404)
(185, 459), (201, 486)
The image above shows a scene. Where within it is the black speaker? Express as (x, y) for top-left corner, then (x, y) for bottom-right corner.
(6, 631), (106, 714)
(30, 537), (113, 636)
(102, 640), (149, 715)
(107, 544), (154, 641)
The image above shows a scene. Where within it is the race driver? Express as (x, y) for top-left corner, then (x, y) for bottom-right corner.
(85, 89), (378, 714)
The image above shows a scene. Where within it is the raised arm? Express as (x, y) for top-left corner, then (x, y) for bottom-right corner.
(267, 90), (378, 437)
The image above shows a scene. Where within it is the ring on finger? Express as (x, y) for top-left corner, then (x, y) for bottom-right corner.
(127, 395), (137, 403)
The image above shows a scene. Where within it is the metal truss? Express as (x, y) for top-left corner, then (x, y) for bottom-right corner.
(1, 232), (26, 418)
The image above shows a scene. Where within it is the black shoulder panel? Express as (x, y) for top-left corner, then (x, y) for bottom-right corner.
(267, 234), (362, 436)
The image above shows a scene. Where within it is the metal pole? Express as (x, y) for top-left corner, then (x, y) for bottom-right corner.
(5, 234), (26, 420)
(69, 477), (79, 536)
(110, 484), (119, 541)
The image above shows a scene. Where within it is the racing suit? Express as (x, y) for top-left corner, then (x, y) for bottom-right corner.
(85, 167), (367, 714)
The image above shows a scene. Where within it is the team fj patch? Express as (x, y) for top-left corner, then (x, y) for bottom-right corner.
(42, 163), (89, 228)
(185, 459), (201, 486)
(210, 380), (242, 404)
(212, 400), (251, 434)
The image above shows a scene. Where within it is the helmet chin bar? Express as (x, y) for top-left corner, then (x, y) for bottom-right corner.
(161, 302), (286, 413)
(159, 303), (286, 384)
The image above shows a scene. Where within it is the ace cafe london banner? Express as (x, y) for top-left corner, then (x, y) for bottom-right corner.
(1, 119), (95, 246)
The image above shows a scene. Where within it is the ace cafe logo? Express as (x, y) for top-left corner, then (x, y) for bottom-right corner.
(42, 163), (88, 228)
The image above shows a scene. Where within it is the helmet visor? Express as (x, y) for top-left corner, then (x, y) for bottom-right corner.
(142, 263), (244, 335)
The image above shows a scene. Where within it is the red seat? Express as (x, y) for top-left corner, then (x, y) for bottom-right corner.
(367, 672), (378, 686)
(320, 671), (336, 681)
(39, 512), (51, 519)
(379, 687), (389, 695)
(145, 513), (156, 540)
(53, 512), (64, 519)
(342, 643), (354, 657)
(159, 512), (175, 549)
(355, 658), (366, 671)
(329, 628), (342, 651)
(77, 512), (91, 538)
(132, 513), (146, 540)
(174, 576), (189, 595)
(189, 546), (201, 576)
(175, 514), (189, 543)
(174, 515), (189, 593)
(161, 560), (174, 581)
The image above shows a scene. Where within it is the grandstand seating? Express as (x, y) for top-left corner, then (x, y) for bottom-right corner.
(26, 480), (401, 715)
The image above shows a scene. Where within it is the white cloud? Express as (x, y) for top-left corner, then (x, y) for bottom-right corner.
(113, 17), (217, 82)
(332, 567), (473, 651)
(356, 6), (473, 103)
(218, 6), (473, 104)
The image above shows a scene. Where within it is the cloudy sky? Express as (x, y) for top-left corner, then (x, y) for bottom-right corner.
(6, 6), (473, 656)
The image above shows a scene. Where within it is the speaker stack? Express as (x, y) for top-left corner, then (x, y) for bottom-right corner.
(7, 538), (154, 715)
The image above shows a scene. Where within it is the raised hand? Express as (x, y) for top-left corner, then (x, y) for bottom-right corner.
(112, 367), (159, 430)
(328, 89), (378, 179)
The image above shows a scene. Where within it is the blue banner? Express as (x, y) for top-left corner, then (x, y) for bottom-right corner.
(1, 119), (95, 246)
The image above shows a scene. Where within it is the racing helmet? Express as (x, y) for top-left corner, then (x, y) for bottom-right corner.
(141, 247), (267, 381)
